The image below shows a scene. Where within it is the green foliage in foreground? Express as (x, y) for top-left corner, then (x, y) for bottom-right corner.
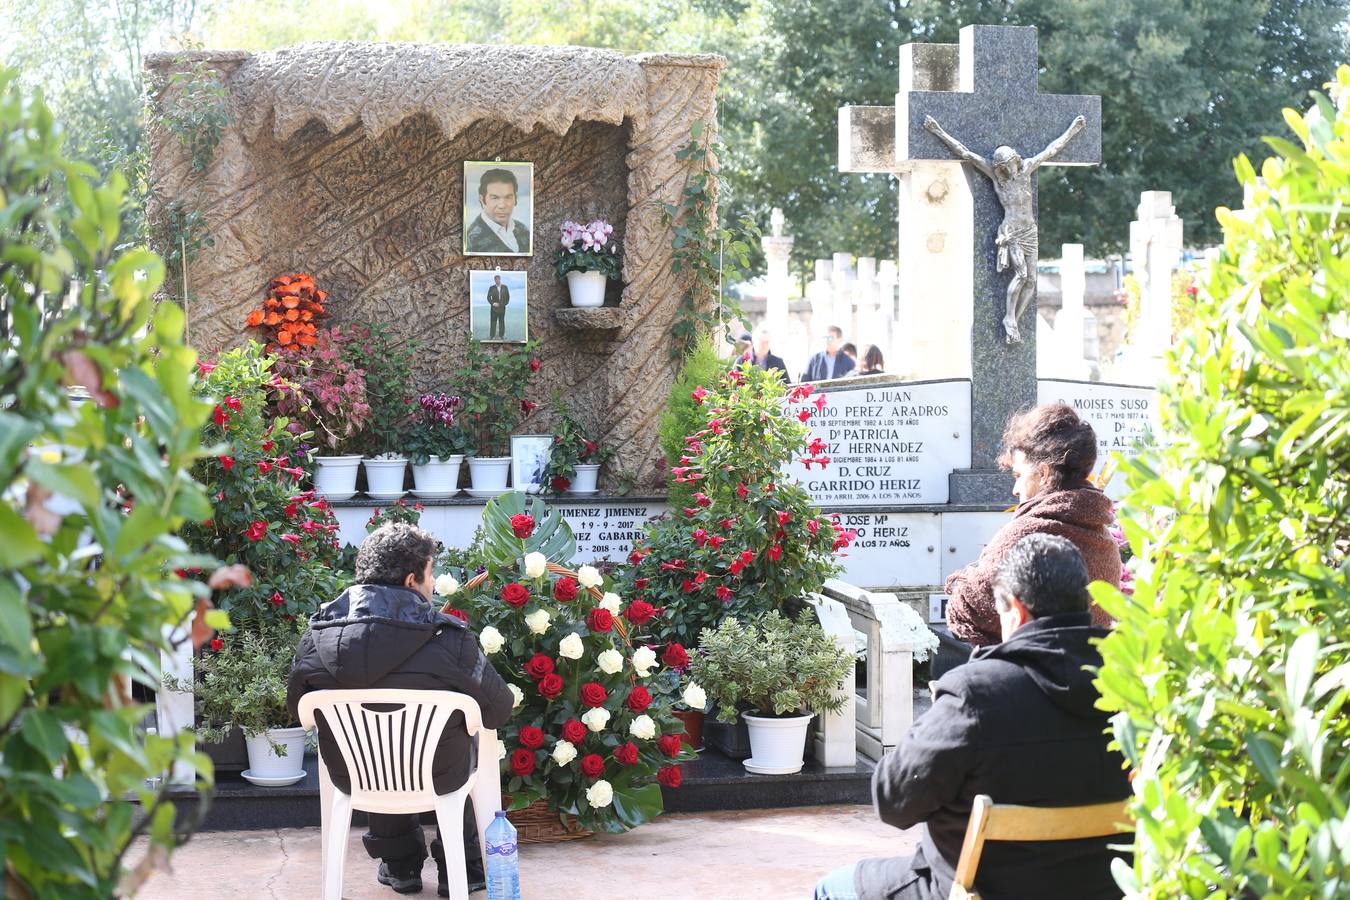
(0, 69), (219, 897)
(657, 332), (727, 508)
(1093, 69), (1350, 897)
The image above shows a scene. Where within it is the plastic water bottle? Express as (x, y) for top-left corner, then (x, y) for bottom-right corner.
(485, 810), (521, 900)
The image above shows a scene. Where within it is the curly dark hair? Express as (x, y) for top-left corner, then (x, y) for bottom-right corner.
(997, 403), (1098, 492)
(354, 523), (438, 587)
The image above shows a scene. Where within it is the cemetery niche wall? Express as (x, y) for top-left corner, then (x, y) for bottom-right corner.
(146, 43), (725, 492)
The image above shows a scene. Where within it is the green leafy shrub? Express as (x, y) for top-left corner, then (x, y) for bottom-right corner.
(454, 339), (540, 457)
(690, 611), (855, 722)
(345, 322), (417, 458)
(0, 68), (223, 897)
(657, 332), (726, 508)
(1094, 70), (1350, 897)
(170, 622), (303, 741)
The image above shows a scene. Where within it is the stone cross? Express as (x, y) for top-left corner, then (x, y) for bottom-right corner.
(840, 25), (1101, 502)
(1128, 191), (1184, 355)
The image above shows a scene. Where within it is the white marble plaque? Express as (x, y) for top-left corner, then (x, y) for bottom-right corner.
(829, 512), (943, 588)
(557, 502), (669, 563)
(784, 380), (971, 506)
(1037, 379), (1158, 497)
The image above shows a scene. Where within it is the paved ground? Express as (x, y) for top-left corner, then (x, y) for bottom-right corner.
(135, 804), (918, 899)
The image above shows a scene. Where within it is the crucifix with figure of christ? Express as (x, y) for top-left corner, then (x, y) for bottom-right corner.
(839, 24), (1101, 502)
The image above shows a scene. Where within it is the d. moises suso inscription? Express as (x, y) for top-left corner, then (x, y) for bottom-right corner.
(558, 502), (670, 563)
(1037, 379), (1158, 497)
(784, 380), (972, 506)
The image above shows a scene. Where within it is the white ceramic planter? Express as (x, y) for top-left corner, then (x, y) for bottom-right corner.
(570, 463), (600, 494)
(468, 456), (512, 491)
(312, 455), (361, 501)
(411, 455), (463, 498)
(244, 726), (308, 779)
(566, 270), (607, 308)
(742, 711), (814, 775)
(363, 456), (408, 500)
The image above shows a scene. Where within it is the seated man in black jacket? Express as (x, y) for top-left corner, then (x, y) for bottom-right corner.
(287, 523), (513, 897)
(815, 533), (1131, 900)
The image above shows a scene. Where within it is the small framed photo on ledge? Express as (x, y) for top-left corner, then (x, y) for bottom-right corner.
(463, 161), (534, 257)
(511, 434), (553, 494)
(468, 269), (528, 343)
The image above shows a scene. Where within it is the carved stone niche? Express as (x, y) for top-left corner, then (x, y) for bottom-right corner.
(146, 44), (725, 492)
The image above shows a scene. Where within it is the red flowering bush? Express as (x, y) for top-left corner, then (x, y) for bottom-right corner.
(453, 339), (540, 457)
(451, 494), (694, 833)
(617, 363), (855, 643)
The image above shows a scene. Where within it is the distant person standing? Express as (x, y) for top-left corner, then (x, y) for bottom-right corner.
(746, 323), (788, 381)
(854, 345), (885, 376)
(801, 325), (855, 382)
(486, 275), (509, 340)
(840, 342), (858, 365)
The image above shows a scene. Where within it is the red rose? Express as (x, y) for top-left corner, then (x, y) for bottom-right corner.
(658, 734), (683, 758)
(219, 455), (235, 471)
(624, 600), (657, 626)
(518, 726), (545, 750)
(586, 608), (613, 632)
(510, 513), (535, 539)
(502, 583), (530, 607)
(538, 673), (564, 700)
(550, 476), (571, 492)
(209, 637), (224, 652)
(529, 357), (542, 372)
(657, 765), (682, 788)
(269, 591), (285, 607)
(554, 577), (578, 603)
(580, 682), (608, 708)
(626, 686), (652, 713)
(245, 520), (267, 541)
(662, 643), (689, 668)
(580, 753), (605, 778)
(447, 608), (469, 624)
(561, 719), (587, 744)
(510, 749), (536, 776)
(613, 742), (639, 765)
(524, 653), (555, 681)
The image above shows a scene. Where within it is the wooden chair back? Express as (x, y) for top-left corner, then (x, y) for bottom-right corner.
(949, 795), (1133, 900)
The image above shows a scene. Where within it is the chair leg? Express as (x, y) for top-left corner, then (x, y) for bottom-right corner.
(434, 790), (471, 900)
(318, 750), (333, 880)
(324, 792), (353, 900)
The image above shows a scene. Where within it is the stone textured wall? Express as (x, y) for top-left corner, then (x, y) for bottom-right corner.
(146, 44), (724, 491)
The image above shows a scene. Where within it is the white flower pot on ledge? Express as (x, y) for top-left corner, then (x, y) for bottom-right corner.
(312, 455), (361, 501)
(566, 270), (607, 308)
(412, 455), (463, 498)
(244, 726), (307, 780)
(467, 456), (512, 492)
(742, 711), (814, 775)
(363, 455), (408, 500)
(570, 463), (600, 494)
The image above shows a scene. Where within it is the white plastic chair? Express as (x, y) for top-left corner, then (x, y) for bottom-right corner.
(297, 689), (502, 900)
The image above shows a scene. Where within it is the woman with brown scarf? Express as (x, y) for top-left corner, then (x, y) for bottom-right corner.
(944, 403), (1121, 648)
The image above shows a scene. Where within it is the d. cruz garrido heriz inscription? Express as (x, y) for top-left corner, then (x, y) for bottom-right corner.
(785, 380), (972, 506)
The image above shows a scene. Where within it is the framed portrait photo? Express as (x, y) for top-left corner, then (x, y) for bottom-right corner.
(463, 161), (534, 257)
(511, 435), (553, 494)
(468, 269), (528, 343)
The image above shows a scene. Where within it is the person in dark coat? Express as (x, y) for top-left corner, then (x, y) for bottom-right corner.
(287, 523), (513, 896)
(744, 323), (788, 381)
(485, 275), (509, 340)
(801, 325), (855, 381)
(814, 534), (1132, 900)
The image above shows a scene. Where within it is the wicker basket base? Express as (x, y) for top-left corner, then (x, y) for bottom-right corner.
(506, 799), (594, 843)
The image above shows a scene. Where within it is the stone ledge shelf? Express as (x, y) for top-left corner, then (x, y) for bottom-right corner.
(552, 306), (629, 331)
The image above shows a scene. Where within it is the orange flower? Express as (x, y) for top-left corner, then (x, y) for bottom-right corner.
(277, 329), (293, 345)
(295, 332), (317, 347)
(246, 309), (264, 327)
(264, 311), (282, 326)
(285, 308), (300, 322)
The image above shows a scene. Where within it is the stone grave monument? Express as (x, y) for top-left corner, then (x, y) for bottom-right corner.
(1110, 190), (1186, 385)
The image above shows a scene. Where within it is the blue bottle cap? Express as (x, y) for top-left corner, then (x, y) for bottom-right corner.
(495, 810), (508, 818)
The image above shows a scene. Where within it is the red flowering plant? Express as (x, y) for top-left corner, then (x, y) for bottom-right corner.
(446, 493), (694, 833)
(615, 362), (856, 645)
(183, 342), (348, 629)
(269, 326), (371, 454)
(453, 339), (540, 457)
(540, 393), (614, 494)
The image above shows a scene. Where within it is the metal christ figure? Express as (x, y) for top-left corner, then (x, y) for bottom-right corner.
(923, 114), (1087, 344)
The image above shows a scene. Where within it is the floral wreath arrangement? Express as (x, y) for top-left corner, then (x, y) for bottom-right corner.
(540, 394), (614, 494)
(553, 219), (622, 281)
(439, 493), (697, 834)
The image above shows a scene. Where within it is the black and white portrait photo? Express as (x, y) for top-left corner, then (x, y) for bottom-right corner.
(511, 435), (553, 494)
(463, 161), (533, 256)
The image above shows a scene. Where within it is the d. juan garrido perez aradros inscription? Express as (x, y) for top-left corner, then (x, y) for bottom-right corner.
(784, 380), (972, 506)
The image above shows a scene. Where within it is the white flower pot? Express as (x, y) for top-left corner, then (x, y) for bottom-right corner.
(468, 456), (512, 491)
(742, 711), (814, 775)
(312, 455), (361, 501)
(569, 463), (600, 494)
(244, 726), (308, 779)
(363, 456), (408, 500)
(412, 455), (463, 498)
(566, 270), (607, 308)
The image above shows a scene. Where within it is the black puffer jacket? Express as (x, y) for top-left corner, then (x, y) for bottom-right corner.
(286, 583), (514, 795)
(861, 613), (1131, 900)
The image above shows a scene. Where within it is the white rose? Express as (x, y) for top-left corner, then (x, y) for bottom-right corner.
(508, 683), (524, 709)
(682, 682), (708, 711)
(577, 565), (602, 589)
(434, 573), (460, 597)
(628, 714), (656, 741)
(498, 741), (507, 761)
(558, 632), (585, 660)
(585, 779), (614, 809)
(580, 707), (610, 733)
(631, 646), (658, 678)
(525, 609), (552, 635)
(596, 649), (624, 675)
(599, 592), (622, 615)
(551, 739), (577, 766)
(523, 552), (548, 579)
(480, 626), (505, 655)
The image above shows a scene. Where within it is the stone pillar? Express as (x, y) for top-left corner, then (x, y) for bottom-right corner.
(761, 208), (795, 355)
(831, 252), (856, 340)
(1047, 243), (1099, 380)
(877, 260), (899, 373)
(1129, 191), (1184, 355)
(806, 258), (834, 362)
(854, 256), (877, 347)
